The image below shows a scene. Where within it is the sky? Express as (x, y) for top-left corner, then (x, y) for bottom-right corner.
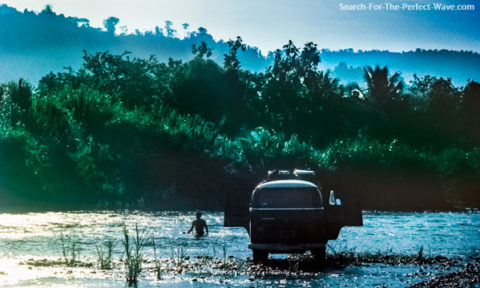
(1, 0), (480, 53)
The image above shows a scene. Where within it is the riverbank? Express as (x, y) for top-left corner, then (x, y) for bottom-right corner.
(7, 252), (479, 288)
(411, 258), (480, 288)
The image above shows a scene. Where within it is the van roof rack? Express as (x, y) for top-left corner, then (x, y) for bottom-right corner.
(267, 170), (292, 180)
(293, 169), (316, 177)
(266, 169), (316, 181)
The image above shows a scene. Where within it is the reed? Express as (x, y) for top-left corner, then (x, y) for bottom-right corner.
(222, 243), (228, 261)
(171, 245), (185, 266)
(123, 224), (148, 286)
(95, 238), (114, 270)
(417, 246), (424, 260)
(152, 234), (162, 280)
(60, 233), (79, 267)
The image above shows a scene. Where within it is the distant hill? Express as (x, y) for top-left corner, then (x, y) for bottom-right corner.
(1, 4), (479, 85)
(325, 49), (480, 87)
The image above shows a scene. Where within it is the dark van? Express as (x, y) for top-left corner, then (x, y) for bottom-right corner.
(225, 170), (363, 262)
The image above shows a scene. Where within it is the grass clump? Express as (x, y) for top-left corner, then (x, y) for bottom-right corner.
(123, 224), (148, 286)
(171, 245), (185, 266)
(60, 233), (79, 267)
(95, 238), (114, 270)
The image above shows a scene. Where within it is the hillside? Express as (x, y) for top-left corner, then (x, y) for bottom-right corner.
(1, 4), (479, 86)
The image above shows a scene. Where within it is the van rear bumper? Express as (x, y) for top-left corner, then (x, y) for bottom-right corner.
(248, 243), (325, 253)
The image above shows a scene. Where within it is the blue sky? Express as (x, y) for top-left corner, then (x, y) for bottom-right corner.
(2, 0), (479, 53)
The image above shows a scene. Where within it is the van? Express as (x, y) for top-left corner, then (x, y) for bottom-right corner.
(225, 169), (363, 262)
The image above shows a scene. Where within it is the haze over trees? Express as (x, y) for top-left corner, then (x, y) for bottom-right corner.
(0, 4), (479, 86)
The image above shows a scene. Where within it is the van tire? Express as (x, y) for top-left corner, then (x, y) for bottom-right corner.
(252, 250), (268, 262)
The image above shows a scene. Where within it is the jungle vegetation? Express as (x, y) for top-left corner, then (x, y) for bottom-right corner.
(1, 38), (479, 210)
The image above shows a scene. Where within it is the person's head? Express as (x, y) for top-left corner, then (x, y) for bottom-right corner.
(196, 212), (202, 219)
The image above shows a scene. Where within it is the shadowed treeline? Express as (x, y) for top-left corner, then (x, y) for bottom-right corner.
(1, 4), (479, 86)
(1, 35), (479, 210)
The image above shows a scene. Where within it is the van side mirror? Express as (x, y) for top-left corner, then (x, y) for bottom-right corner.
(329, 190), (342, 206)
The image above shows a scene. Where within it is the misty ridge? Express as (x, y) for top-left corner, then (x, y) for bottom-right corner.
(1, 4), (479, 86)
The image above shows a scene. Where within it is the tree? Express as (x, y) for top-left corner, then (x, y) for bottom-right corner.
(192, 41), (213, 59)
(427, 78), (459, 115)
(10, 78), (32, 111)
(363, 65), (404, 106)
(76, 18), (90, 27)
(154, 26), (163, 36)
(259, 40), (344, 139)
(40, 4), (55, 15)
(182, 23), (190, 38)
(462, 81), (480, 143)
(164, 20), (176, 37)
(0, 79), (33, 126)
(103, 17), (119, 35)
(300, 42), (321, 74)
(224, 36), (246, 71)
(462, 81), (480, 114)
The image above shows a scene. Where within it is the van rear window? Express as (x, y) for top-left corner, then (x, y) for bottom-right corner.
(253, 188), (321, 208)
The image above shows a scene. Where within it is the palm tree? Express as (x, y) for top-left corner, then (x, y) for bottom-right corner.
(363, 65), (404, 106)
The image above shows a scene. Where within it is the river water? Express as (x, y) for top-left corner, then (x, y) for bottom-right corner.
(0, 211), (478, 287)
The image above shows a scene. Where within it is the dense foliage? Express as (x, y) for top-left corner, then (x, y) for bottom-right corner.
(1, 39), (479, 210)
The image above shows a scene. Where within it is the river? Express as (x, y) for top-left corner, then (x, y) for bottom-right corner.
(0, 211), (478, 287)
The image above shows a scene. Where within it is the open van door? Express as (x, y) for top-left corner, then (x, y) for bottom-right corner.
(324, 190), (363, 240)
(224, 188), (250, 230)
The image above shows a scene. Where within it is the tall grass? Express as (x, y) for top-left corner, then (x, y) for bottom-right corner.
(60, 233), (79, 266)
(95, 238), (114, 270)
(417, 246), (424, 260)
(222, 242), (228, 261)
(122, 224), (148, 286)
(151, 235), (162, 280)
(171, 245), (185, 266)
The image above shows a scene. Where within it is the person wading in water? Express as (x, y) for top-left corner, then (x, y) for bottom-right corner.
(187, 212), (209, 237)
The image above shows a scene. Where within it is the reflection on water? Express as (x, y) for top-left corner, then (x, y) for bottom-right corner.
(0, 211), (478, 287)
(332, 211), (480, 257)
